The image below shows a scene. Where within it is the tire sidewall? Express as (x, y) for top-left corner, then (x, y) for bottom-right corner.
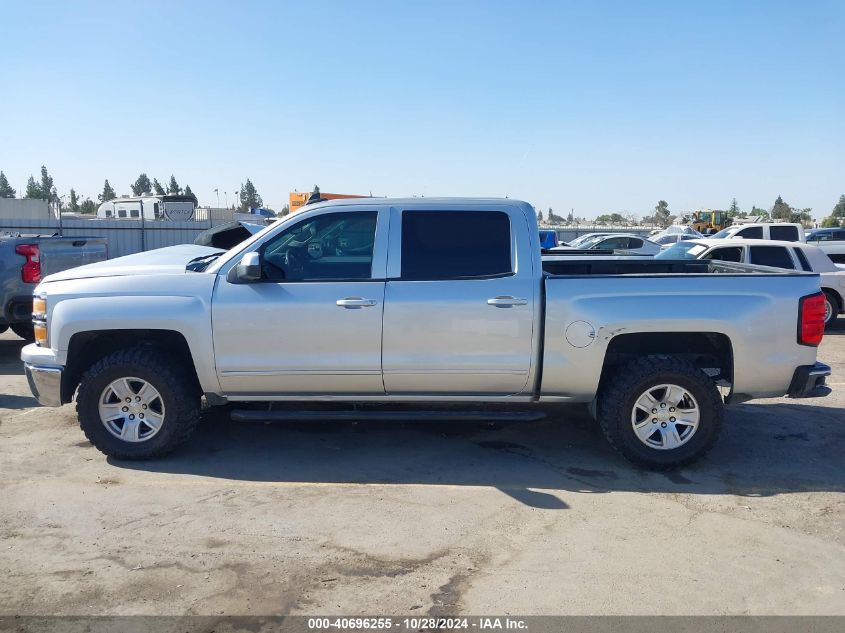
(78, 358), (186, 458)
(612, 369), (721, 467)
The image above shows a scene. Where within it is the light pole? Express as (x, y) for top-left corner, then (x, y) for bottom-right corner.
(214, 188), (220, 208)
(224, 192), (228, 209)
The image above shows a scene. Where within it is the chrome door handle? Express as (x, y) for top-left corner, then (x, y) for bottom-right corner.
(487, 296), (528, 307)
(336, 297), (377, 308)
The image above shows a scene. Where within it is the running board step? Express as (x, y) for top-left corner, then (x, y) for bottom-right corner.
(230, 409), (547, 423)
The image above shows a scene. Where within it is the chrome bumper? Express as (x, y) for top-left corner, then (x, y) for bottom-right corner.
(24, 363), (63, 407)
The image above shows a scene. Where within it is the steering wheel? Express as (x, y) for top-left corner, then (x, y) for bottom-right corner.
(284, 246), (307, 275)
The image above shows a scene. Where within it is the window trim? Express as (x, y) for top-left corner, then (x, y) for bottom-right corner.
(793, 248), (813, 272)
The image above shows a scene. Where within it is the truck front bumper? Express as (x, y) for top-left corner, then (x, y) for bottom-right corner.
(24, 364), (63, 407)
(787, 362), (832, 398)
(21, 343), (64, 407)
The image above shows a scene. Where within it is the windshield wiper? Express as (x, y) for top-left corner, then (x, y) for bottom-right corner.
(186, 253), (222, 272)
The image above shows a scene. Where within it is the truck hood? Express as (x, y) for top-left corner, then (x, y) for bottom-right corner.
(42, 244), (224, 282)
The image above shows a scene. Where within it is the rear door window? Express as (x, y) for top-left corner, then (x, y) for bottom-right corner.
(705, 247), (743, 262)
(737, 226), (763, 239)
(627, 238), (643, 249)
(401, 211), (512, 280)
(749, 246), (795, 269)
(770, 225), (799, 241)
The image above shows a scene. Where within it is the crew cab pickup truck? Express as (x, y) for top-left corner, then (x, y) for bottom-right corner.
(1, 233), (107, 340)
(21, 199), (832, 469)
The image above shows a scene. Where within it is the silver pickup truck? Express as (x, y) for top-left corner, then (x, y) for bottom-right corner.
(21, 198), (831, 468)
(1, 233), (107, 340)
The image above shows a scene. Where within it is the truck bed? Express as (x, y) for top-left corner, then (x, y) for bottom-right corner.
(541, 257), (805, 276)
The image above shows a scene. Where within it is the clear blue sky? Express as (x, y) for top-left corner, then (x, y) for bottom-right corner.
(1, 0), (843, 219)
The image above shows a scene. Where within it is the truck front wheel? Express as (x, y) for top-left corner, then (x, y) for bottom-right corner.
(597, 355), (723, 470)
(76, 347), (201, 459)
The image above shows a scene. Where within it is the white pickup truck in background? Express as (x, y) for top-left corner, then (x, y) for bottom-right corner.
(21, 198), (832, 469)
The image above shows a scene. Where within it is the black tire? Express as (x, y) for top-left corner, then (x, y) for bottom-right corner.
(76, 347), (201, 459)
(823, 290), (840, 329)
(597, 355), (723, 470)
(10, 322), (35, 341)
(0, 325), (8, 334)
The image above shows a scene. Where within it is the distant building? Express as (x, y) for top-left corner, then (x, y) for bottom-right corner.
(289, 191), (369, 214)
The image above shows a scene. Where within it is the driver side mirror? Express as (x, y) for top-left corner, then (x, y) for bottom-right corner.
(235, 252), (262, 282)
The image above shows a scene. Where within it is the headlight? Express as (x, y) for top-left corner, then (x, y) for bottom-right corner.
(32, 294), (47, 346)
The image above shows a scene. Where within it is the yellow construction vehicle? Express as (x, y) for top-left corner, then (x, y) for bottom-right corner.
(690, 209), (731, 234)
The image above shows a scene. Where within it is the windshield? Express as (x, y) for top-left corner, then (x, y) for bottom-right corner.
(652, 234), (678, 245)
(710, 227), (735, 239)
(654, 242), (708, 259)
(569, 234), (604, 247)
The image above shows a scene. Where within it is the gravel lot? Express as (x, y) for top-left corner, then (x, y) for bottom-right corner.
(1, 324), (843, 616)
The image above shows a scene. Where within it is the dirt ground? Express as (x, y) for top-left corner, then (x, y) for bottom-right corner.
(1, 324), (843, 616)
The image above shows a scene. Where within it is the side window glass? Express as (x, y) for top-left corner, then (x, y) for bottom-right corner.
(770, 225), (799, 241)
(738, 226), (763, 239)
(706, 247), (743, 263)
(260, 211), (377, 281)
(749, 246), (795, 269)
(401, 211), (511, 280)
(628, 238), (643, 249)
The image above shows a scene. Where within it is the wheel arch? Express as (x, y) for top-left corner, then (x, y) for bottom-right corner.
(596, 332), (734, 405)
(62, 329), (202, 404)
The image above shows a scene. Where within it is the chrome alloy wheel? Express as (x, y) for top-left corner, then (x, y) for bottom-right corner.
(824, 297), (834, 325)
(630, 383), (700, 450)
(98, 377), (166, 442)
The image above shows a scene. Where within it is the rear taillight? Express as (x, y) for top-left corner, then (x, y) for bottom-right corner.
(798, 292), (826, 347)
(14, 244), (41, 284)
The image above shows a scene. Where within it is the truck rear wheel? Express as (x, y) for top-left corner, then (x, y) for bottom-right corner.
(597, 355), (723, 470)
(823, 290), (840, 328)
(76, 347), (200, 459)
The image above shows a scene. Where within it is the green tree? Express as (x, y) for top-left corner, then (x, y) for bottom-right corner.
(821, 216), (841, 228)
(69, 188), (79, 212)
(750, 205), (770, 221)
(39, 166), (55, 203)
(278, 204), (290, 217)
(238, 179), (263, 211)
(25, 176), (42, 199)
(653, 200), (671, 227)
(771, 195), (791, 221)
(131, 173), (152, 196)
(609, 212), (624, 224)
(0, 171), (15, 198)
(99, 179), (116, 202)
(184, 184), (198, 205)
(79, 198), (97, 214)
(153, 178), (166, 195)
(566, 210), (574, 224)
(537, 210), (544, 224)
(167, 175), (181, 195)
(728, 198), (740, 218)
(832, 195), (845, 224)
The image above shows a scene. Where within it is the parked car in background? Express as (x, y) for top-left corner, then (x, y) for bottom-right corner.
(657, 238), (844, 327)
(1, 234), (108, 340)
(710, 222), (805, 242)
(567, 232), (612, 248)
(22, 198), (831, 469)
(806, 227), (845, 263)
(550, 234), (661, 256)
(652, 233), (701, 248)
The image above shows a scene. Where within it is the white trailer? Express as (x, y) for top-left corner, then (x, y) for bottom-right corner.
(97, 195), (196, 221)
